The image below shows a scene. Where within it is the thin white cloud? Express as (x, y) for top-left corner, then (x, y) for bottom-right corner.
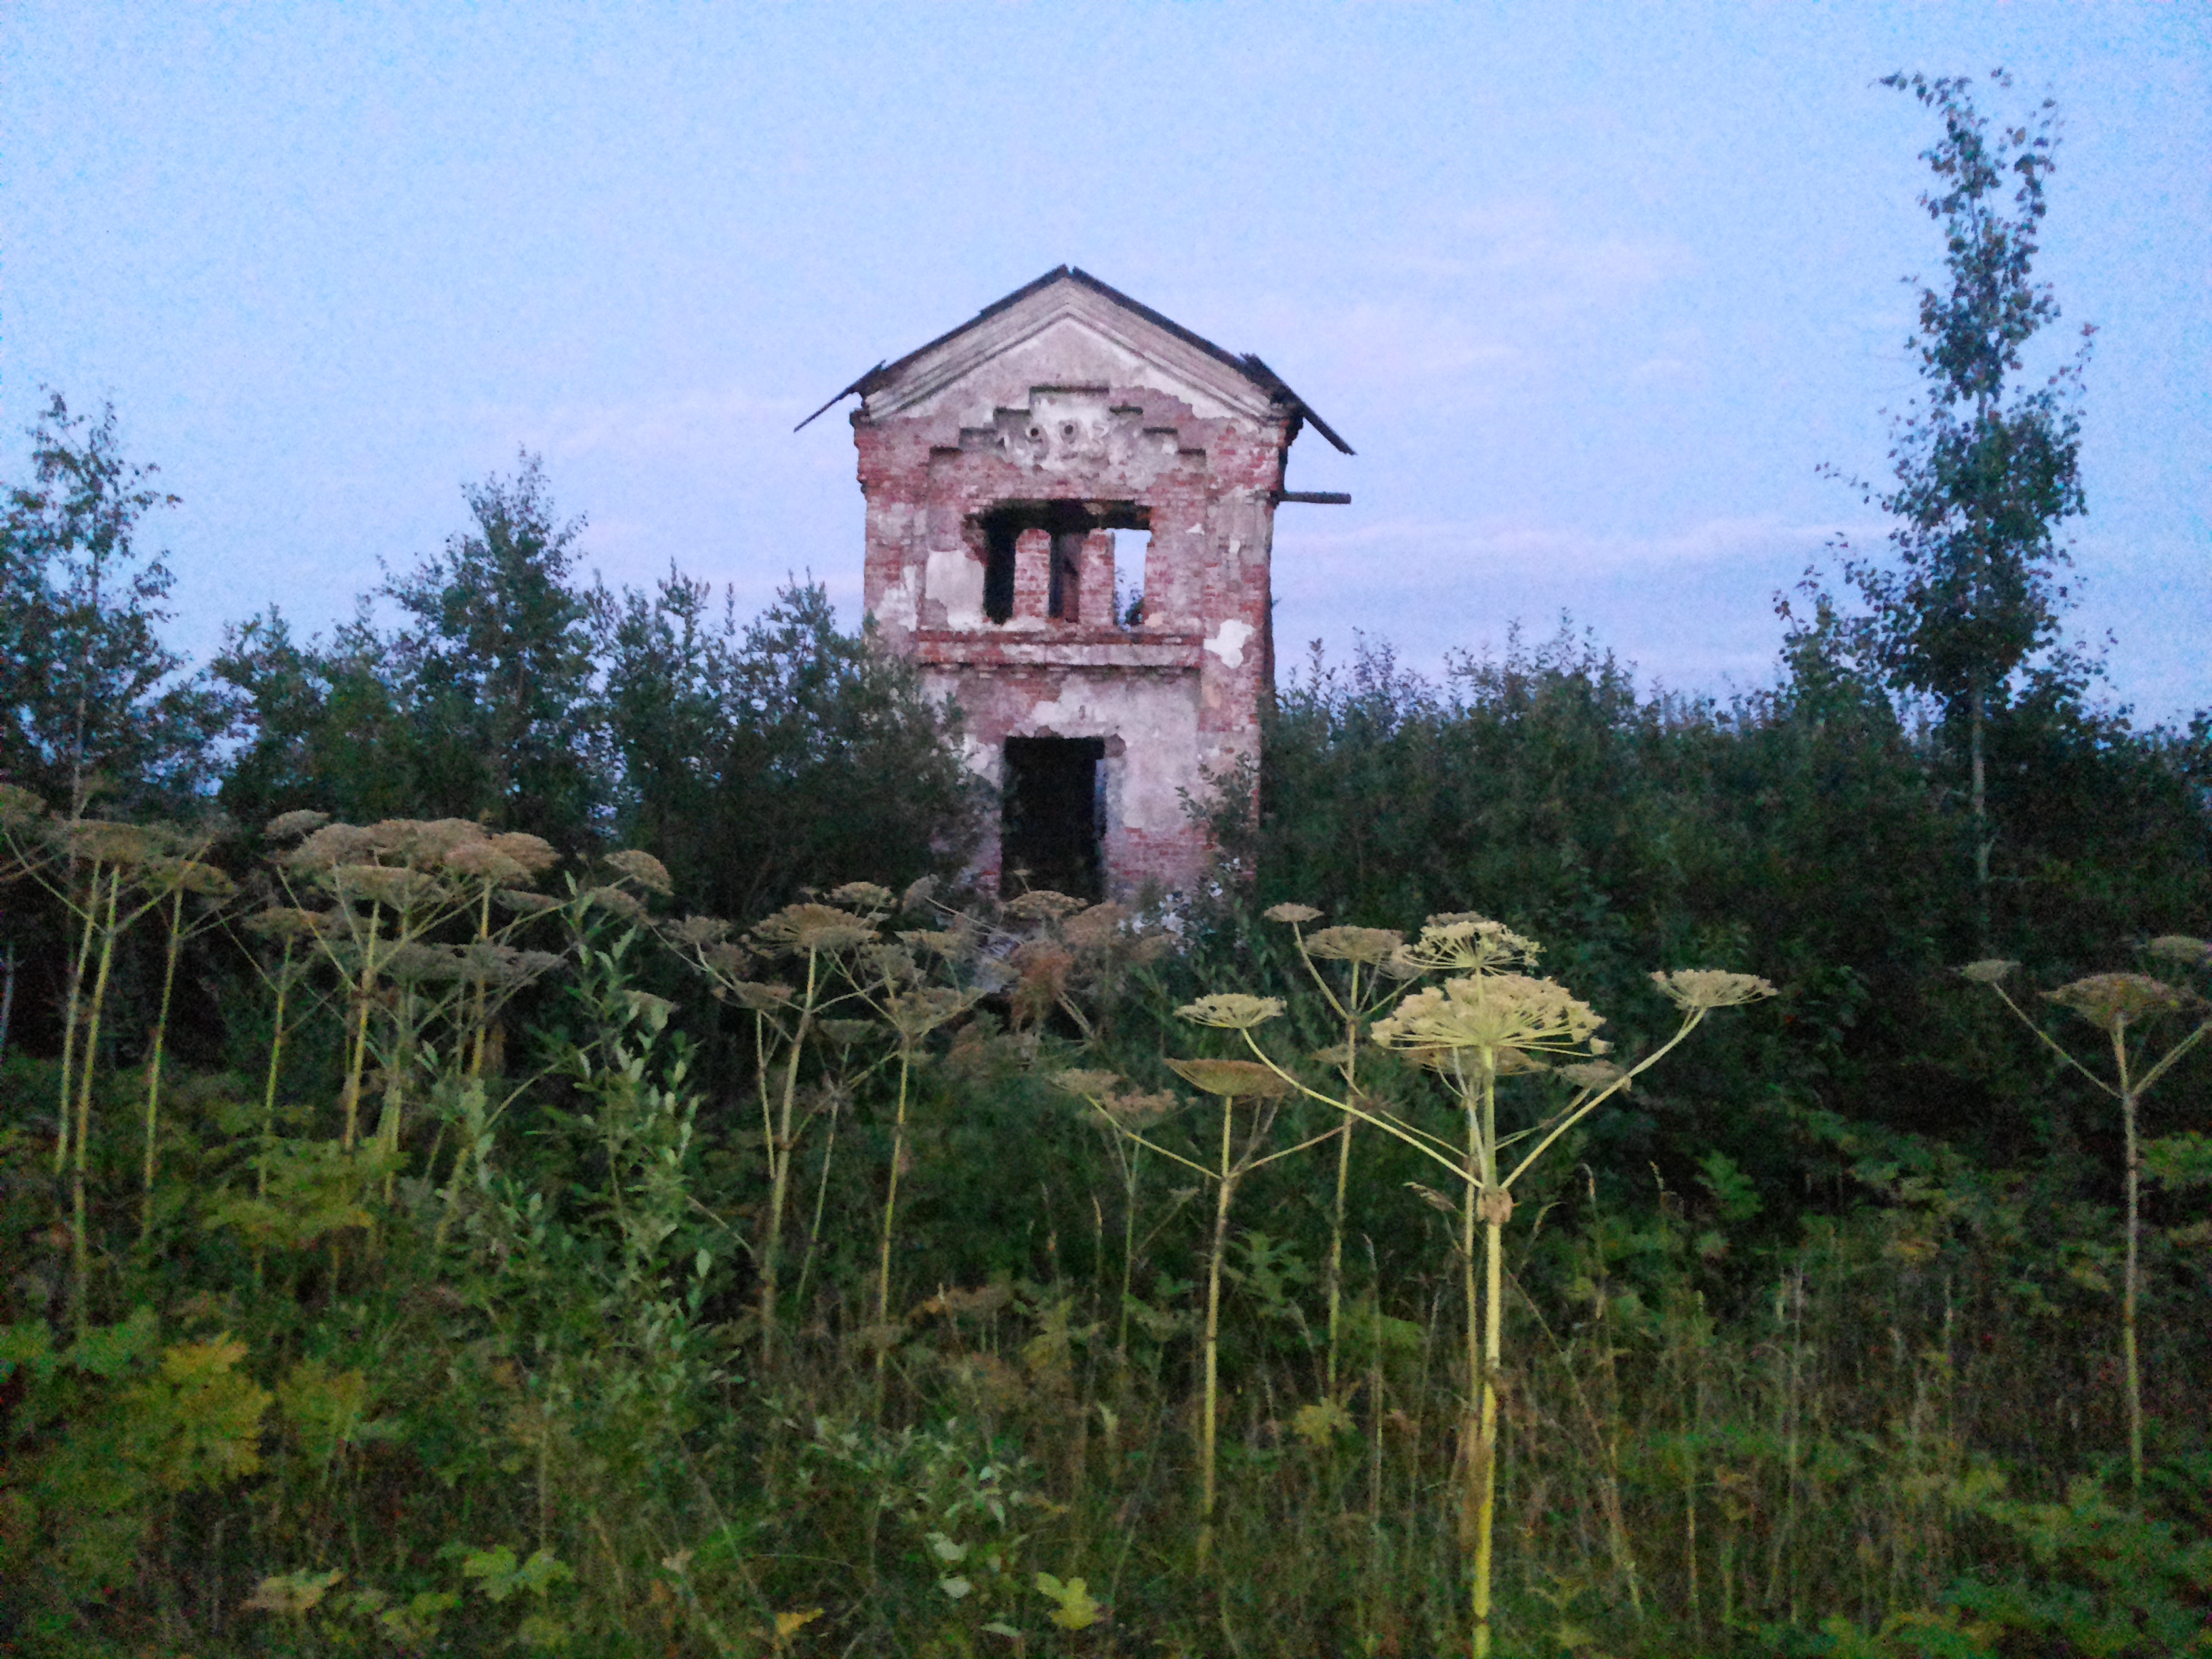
(1231, 199), (1704, 418)
(1276, 511), (1884, 588)
(491, 384), (817, 464)
(1382, 201), (1696, 295)
(1303, 300), (1524, 386)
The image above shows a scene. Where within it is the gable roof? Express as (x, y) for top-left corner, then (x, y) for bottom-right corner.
(797, 266), (1353, 454)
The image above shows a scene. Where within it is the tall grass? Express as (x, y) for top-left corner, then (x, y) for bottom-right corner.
(0, 802), (2206, 1657)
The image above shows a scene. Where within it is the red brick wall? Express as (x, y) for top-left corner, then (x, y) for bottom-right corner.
(854, 380), (1290, 898)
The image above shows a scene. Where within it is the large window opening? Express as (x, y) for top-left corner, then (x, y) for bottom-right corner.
(983, 518), (1019, 623)
(1047, 527), (1086, 622)
(1111, 528), (1148, 627)
(978, 503), (1149, 625)
(1002, 736), (1105, 901)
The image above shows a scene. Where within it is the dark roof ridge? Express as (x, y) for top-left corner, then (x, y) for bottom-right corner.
(797, 266), (1351, 453)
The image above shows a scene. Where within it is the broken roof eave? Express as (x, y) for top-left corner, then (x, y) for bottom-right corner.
(794, 266), (1353, 455)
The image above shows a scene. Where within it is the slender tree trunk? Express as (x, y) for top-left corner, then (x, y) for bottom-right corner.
(68, 656), (91, 821)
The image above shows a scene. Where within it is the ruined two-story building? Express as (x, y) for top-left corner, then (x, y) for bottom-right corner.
(803, 267), (1349, 901)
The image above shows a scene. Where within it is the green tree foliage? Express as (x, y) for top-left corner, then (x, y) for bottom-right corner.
(1832, 71), (2093, 941)
(221, 466), (978, 912)
(0, 394), (230, 817)
(212, 605), (417, 827)
(1224, 620), (2210, 1185)
(380, 457), (604, 846)
(598, 571), (981, 919)
(218, 456), (603, 851)
(1241, 623), (1942, 1000)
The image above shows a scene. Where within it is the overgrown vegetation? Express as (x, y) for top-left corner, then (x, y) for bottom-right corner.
(1, 782), (2205, 1657)
(3, 68), (2209, 1659)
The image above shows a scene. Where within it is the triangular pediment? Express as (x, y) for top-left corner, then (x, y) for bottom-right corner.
(812, 268), (1349, 453)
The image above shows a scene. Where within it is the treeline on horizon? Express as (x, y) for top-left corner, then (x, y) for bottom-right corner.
(0, 409), (984, 1042)
(7, 386), (2205, 1093)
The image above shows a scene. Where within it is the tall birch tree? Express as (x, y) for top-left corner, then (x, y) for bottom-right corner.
(1839, 71), (2092, 945)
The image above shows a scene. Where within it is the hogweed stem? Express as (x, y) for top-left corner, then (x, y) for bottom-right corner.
(759, 946), (820, 1361)
(872, 1043), (915, 1406)
(70, 868), (123, 1331)
(138, 884), (184, 1238)
(1197, 1091), (1233, 1571)
(2114, 1022), (2142, 1502)
(54, 863), (101, 1175)
(1969, 954), (2211, 1506)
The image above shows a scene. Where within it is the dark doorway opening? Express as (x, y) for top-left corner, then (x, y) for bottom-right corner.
(1002, 737), (1105, 900)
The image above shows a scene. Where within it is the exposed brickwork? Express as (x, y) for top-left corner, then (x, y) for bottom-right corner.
(840, 270), (1342, 899)
(1012, 527), (1052, 621)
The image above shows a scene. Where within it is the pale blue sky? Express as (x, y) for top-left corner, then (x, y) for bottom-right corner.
(5, 3), (2207, 722)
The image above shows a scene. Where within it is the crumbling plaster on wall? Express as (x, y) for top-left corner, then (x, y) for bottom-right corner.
(1204, 618), (1254, 670)
(872, 563), (922, 633)
(859, 386), (1286, 653)
(846, 276), (1317, 898)
(926, 667), (1211, 839)
(922, 541), (985, 630)
(872, 302), (1277, 429)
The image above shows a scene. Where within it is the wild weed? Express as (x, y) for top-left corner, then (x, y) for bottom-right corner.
(1222, 911), (1774, 1657)
(131, 836), (233, 1237)
(5, 823), (2206, 1658)
(0, 800), (197, 1324)
(1261, 901), (1406, 1395)
(1963, 937), (2211, 1502)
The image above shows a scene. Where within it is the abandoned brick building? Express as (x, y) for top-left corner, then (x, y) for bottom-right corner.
(804, 267), (1350, 900)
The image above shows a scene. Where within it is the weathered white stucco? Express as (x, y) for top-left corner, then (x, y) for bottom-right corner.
(1204, 619), (1254, 669)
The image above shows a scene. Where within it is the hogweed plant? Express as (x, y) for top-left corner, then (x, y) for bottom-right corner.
(1053, 1069), (1182, 1368)
(862, 971), (979, 1399)
(208, 815), (574, 1277)
(671, 879), (1080, 1366)
(0, 796), (187, 1324)
(273, 818), (476, 1155)
(1059, 997), (1341, 1572)
(266, 817), (570, 1201)
(970, 886), (1174, 1044)
(132, 840), (234, 1238)
(1229, 912), (1774, 1659)
(1261, 901), (1407, 1395)
(1962, 939), (2211, 1503)
(669, 888), (886, 1358)
(236, 904), (328, 1280)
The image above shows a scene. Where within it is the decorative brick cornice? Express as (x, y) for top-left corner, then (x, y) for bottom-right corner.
(911, 631), (1206, 672)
